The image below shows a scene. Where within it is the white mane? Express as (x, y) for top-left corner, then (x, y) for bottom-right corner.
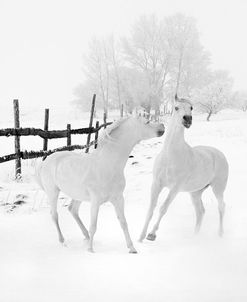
(175, 97), (193, 106)
(97, 116), (130, 146)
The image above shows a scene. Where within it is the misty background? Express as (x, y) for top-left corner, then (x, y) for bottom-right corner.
(0, 0), (246, 113)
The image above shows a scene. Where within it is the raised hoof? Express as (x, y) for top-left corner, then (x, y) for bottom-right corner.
(146, 233), (156, 241)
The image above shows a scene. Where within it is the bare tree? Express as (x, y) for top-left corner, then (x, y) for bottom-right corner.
(164, 14), (211, 97)
(83, 37), (112, 117)
(74, 13), (234, 122)
(73, 81), (96, 112)
(108, 36), (123, 114)
(123, 14), (170, 117)
(193, 70), (233, 121)
(232, 90), (247, 111)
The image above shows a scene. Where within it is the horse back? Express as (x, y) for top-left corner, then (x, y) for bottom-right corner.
(193, 146), (229, 185)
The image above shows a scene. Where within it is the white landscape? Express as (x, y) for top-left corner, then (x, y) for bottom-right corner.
(1, 0), (247, 301)
(0, 109), (247, 302)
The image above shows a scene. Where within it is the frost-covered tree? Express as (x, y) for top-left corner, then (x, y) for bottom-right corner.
(73, 80), (98, 113)
(123, 14), (170, 116)
(123, 14), (211, 115)
(74, 13), (234, 120)
(164, 14), (211, 98)
(232, 90), (247, 111)
(82, 37), (112, 117)
(193, 70), (233, 121)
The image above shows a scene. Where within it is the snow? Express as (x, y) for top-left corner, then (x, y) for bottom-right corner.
(1, 109), (247, 301)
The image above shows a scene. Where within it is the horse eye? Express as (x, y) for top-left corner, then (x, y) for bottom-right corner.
(175, 107), (179, 111)
(191, 106), (193, 111)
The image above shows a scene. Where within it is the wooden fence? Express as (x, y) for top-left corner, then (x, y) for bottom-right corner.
(0, 94), (112, 179)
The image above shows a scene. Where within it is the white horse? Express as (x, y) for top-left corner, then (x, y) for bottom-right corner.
(139, 95), (229, 242)
(36, 116), (164, 253)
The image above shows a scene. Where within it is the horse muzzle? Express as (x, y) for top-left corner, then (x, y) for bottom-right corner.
(156, 124), (165, 137)
(182, 115), (192, 128)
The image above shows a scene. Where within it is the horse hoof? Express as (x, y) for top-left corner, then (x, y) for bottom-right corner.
(129, 249), (138, 254)
(218, 230), (224, 237)
(194, 227), (200, 235)
(88, 248), (95, 253)
(146, 233), (156, 241)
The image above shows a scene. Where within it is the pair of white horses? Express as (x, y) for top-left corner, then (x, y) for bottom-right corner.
(36, 95), (228, 253)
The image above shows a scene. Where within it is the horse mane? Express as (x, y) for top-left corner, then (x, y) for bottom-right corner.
(97, 116), (130, 147)
(175, 96), (193, 106)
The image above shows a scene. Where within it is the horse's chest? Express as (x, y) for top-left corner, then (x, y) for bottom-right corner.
(157, 156), (190, 187)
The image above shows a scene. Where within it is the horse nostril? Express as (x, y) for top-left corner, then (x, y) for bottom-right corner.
(157, 128), (165, 137)
(157, 130), (164, 137)
(183, 115), (192, 123)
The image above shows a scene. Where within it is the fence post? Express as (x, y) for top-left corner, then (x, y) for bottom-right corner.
(67, 124), (71, 146)
(120, 104), (124, 117)
(13, 99), (21, 179)
(85, 94), (96, 153)
(103, 112), (107, 128)
(43, 108), (49, 151)
(94, 121), (99, 149)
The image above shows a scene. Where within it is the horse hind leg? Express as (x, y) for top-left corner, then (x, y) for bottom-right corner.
(190, 190), (205, 234)
(46, 187), (65, 244)
(68, 200), (89, 240)
(88, 200), (100, 253)
(211, 183), (226, 237)
(211, 181), (226, 237)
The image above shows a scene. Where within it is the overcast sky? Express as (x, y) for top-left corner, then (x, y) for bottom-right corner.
(0, 0), (246, 108)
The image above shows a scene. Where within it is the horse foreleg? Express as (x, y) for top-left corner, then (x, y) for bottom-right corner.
(88, 201), (100, 252)
(147, 188), (178, 241)
(68, 200), (89, 240)
(112, 196), (137, 253)
(139, 181), (162, 242)
(190, 190), (205, 234)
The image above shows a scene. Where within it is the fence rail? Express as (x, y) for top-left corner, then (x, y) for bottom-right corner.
(0, 124), (110, 139)
(0, 94), (113, 179)
(0, 141), (97, 164)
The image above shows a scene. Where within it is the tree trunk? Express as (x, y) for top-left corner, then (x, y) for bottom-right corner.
(207, 111), (212, 121)
(145, 104), (151, 119)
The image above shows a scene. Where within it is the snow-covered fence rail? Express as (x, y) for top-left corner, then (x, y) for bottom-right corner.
(0, 95), (112, 179)
(0, 125), (108, 139)
(0, 141), (101, 163)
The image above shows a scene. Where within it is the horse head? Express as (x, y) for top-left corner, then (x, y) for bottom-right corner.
(131, 116), (165, 140)
(174, 94), (193, 129)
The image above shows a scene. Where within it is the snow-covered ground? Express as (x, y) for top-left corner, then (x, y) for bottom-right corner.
(0, 109), (247, 302)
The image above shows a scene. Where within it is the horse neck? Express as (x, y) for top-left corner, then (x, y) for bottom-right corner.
(162, 115), (187, 153)
(95, 128), (138, 168)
